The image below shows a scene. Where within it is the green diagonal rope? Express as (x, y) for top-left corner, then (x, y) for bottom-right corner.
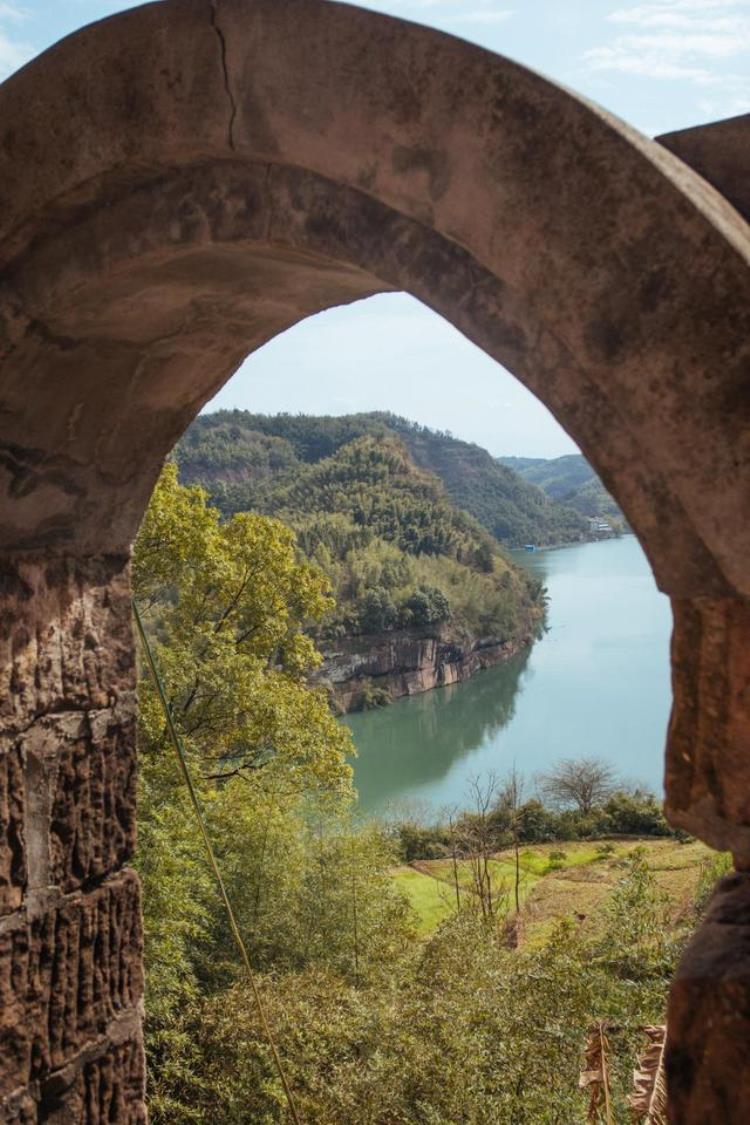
(132, 597), (302, 1125)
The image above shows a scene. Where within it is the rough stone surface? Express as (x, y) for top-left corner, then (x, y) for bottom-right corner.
(0, 743), (25, 915)
(658, 113), (750, 223)
(0, 556), (134, 727)
(38, 1032), (147, 1124)
(667, 872), (750, 1122)
(21, 703), (137, 895)
(319, 628), (530, 712)
(0, 555), (141, 1119)
(0, 556), (136, 909)
(667, 598), (750, 856)
(0, 870), (144, 1105)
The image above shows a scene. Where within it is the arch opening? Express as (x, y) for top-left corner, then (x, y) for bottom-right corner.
(0, 1), (749, 1120)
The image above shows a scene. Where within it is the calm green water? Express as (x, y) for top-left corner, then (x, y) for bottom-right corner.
(345, 536), (672, 816)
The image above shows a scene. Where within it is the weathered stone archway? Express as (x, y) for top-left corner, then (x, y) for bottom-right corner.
(0, 1), (748, 1119)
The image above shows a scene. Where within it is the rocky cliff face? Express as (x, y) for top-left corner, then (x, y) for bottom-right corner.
(317, 626), (532, 713)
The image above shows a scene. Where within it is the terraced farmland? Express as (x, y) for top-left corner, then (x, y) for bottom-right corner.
(391, 838), (714, 939)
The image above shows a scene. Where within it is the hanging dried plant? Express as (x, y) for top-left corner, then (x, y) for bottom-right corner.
(629, 1025), (668, 1123)
(579, 1021), (614, 1124)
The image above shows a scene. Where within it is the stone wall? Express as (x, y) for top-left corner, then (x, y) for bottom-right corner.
(667, 871), (750, 1117)
(0, 557), (144, 1121)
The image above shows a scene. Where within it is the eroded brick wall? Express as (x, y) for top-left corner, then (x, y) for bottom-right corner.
(0, 557), (145, 1122)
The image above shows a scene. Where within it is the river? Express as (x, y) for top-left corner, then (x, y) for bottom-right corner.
(345, 535), (673, 817)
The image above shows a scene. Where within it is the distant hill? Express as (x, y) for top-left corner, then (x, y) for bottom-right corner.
(382, 416), (589, 546)
(176, 414), (547, 653)
(179, 411), (590, 548)
(499, 454), (624, 524)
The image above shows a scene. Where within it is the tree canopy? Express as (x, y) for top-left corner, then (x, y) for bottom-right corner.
(134, 463), (352, 793)
(177, 421), (547, 645)
(178, 409), (594, 547)
(538, 756), (620, 816)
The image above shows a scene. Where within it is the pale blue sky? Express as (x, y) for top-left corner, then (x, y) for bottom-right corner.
(3, 1), (748, 455)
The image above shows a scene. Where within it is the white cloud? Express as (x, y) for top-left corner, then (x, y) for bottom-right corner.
(415, 0), (506, 7)
(584, 0), (750, 104)
(609, 0), (747, 17)
(585, 46), (712, 80)
(349, 0), (470, 9)
(621, 30), (749, 55)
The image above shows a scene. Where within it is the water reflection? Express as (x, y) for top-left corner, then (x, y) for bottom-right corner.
(346, 537), (672, 816)
(344, 647), (531, 812)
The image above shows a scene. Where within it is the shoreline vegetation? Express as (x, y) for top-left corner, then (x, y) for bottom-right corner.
(377, 759), (700, 939)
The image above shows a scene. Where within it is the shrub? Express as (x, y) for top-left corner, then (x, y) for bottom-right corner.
(401, 585), (452, 627)
(397, 823), (452, 862)
(359, 678), (392, 710)
(357, 587), (399, 632)
(603, 790), (672, 836)
(516, 799), (560, 842)
(546, 848), (569, 871)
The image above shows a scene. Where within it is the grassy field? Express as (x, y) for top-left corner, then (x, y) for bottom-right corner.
(391, 838), (714, 939)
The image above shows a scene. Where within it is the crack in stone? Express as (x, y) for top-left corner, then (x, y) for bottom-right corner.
(210, 2), (238, 152)
(0, 867), (133, 935)
(0, 700), (122, 742)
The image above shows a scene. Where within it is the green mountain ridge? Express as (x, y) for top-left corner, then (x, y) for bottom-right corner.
(176, 413), (546, 654)
(499, 453), (624, 523)
(179, 410), (595, 547)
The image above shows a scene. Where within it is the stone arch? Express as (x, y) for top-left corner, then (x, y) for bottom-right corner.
(0, 1), (748, 1119)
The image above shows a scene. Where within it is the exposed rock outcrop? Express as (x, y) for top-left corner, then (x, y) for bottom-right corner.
(317, 627), (532, 712)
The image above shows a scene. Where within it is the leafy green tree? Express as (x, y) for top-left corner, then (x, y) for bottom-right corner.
(134, 463), (352, 796)
(133, 466), (359, 1115)
(402, 585), (452, 627)
(358, 587), (399, 632)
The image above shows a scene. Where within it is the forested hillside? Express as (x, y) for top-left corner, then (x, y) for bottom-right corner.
(179, 410), (590, 546)
(379, 415), (591, 544)
(178, 421), (544, 649)
(500, 453), (624, 523)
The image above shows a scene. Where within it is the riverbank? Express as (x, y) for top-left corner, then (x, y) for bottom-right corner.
(320, 533), (628, 716)
(346, 536), (672, 813)
(510, 528), (630, 556)
(317, 625), (535, 713)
